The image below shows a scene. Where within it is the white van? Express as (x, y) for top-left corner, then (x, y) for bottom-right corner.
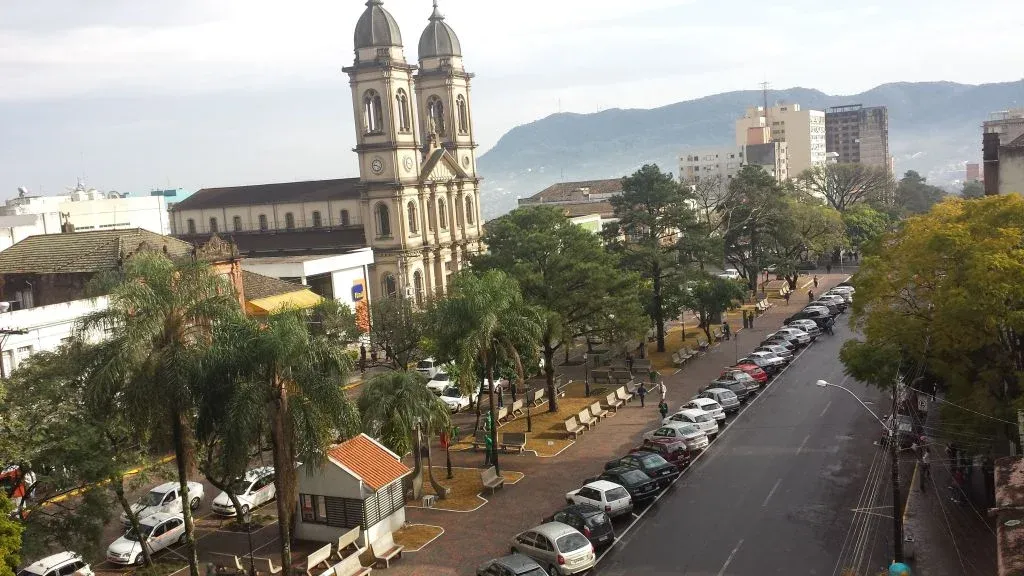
(415, 358), (440, 379)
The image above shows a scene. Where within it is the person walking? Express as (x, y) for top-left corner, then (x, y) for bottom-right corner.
(722, 321), (731, 341)
(655, 381), (667, 404)
(784, 291), (791, 305)
(920, 449), (931, 492)
(626, 352), (634, 373)
(658, 400), (669, 420)
(370, 347), (378, 364)
(637, 382), (648, 408)
(826, 263), (832, 274)
(813, 275), (819, 288)
(808, 289), (815, 303)
(359, 343), (367, 375)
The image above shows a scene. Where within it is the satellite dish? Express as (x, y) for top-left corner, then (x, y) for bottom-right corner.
(17, 187), (27, 197)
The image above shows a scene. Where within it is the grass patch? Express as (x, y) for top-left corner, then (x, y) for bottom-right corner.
(500, 396), (599, 456)
(392, 523), (444, 551)
(410, 466), (524, 511)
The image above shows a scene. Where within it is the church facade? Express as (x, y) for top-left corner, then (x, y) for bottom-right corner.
(170, 0), (483, 304)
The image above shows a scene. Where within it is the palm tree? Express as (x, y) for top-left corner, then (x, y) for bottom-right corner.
(431, 271), (542, 474)
(207, 302), (360, 573)
(357, 371), (452, 499)
(79, 252), (242, 576)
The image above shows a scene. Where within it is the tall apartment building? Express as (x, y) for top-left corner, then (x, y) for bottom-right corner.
(679, 147), (746, 193)
(825, 104), (890, 170)
(736, 103), (826, 176)
(984, 109), (1024, 145)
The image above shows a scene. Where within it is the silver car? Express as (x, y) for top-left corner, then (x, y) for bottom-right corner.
(510, 522), (596, 575)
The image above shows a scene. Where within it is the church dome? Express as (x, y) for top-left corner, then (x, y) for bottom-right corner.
(354, 0), (403, 50)
(418, 1), (462, 59)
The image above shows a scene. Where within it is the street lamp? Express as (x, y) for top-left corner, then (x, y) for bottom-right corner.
(815, 379), (906, 568)
(242, 508), (256, 576)
(583, 353), (591, 397)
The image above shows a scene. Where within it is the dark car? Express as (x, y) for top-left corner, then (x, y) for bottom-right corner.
(809, 301), (841, 316)
(786, 310), (832, 328)
(632, 438), (691, 468)
(476, 553), (547, 576)
(542, 504), (616, 550)
(706, 379), (751, 402)
(587, 467), (660, 504)
(759, 337), (796, 352)
(605, 452), (679, 488)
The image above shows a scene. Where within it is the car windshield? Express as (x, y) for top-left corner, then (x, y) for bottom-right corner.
(555, 532), (590, 553)
(706, 402), (721, 411)
(721, 391), (737, 401)
(432, 372), (448, 381)
(619, 470), (650, 484)
(416, 361), (433, 369)
(639, 454), (667, 467)
(441, 386), (461, 397)
(517, 567), (547, 576)
(138, 490), (167, 507)
(606, 487), (629, 501)
(229, 478), (253, 495)
(675, 424), (700, 435)
(695, 414), (713, 423)
(124, 524), (155, 541)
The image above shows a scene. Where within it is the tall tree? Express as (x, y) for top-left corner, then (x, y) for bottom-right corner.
(603, 164), (699, 352)
(369, 296), (427, 370)
(721, 166), (786, 291)
(358, 371), (451, 499)
(766, 194), (848, 289)
(796, 163), (893, 211)
(473, 205), (645, 411)
(79, 252), (242, 576)
(842, 203), (892, 253)
(681, 274), (746, 342)
(894, 170), (948, 214)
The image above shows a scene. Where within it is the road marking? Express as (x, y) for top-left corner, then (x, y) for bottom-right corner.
(820, 400), (832, 418)
(762, 479), (782, 507)
(717, 539), (744, 576)
(796, 434), (810, 455)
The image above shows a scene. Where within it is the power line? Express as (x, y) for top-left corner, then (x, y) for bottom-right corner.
(905, 384), (1016, 426)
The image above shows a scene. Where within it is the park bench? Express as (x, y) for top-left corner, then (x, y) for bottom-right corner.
(531, 387), (546, 407)
(633, 358), (652, 372)
(577, 409), (596, 430)
(626, 381), (641, 397)
(299, 544), (332, 576)
(555, 379), (571, 398)
(370, 531), (404, 568)
(496, 406), (509, 425)
(603, 391), (623, 412)
(209, 553), (244, 575)
(253, 557), (282, 576)
(472, 430), (488, 451)
(591, 369), (612, 386)
(589, 401), (609, 421)
(672, 347), (696, 366)
(331, 553), (371, 576)
(611, 369), (632, 385)
(696, 337), (709, 353)
(564, 416), (585, 439)
(510, 399), (525, 419)
(333, 526), (363, 561)
(500, 432), (527, 453)
(712, 328), (724, 342)
(615, 386), (633, 404)
(480, 465), (505, 494)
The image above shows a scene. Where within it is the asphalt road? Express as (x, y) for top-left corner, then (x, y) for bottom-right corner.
(595, 318), (902, 576)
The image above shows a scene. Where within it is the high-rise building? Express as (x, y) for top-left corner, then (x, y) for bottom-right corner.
(825, 104), (890, 170)
(735, 104), (826, 176)
(965, 162), (982, 182)
(679, 146), (746, 192)
(745, 142), (789, 182)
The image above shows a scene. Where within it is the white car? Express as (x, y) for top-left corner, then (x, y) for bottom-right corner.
(718, 268), (741, 280)
(643, 422), (709, 452)
(439, 385), (471, 413)
(682, 397), (726, 422)
(18, 552), (93, 576)
(415, 358), (441, 379)
(565, 480), (632, 518)
(120, 481), (204, 526)
(754, 344), (794, 361)
(773, 327), (812, 345)
(664, 409), (719, 439)
(745, 351), (786, 370)
(211, 467), (276, 516)
(107, 512), (185, 565)
(426, 371), (453, 395)
(787, 319), (822, 337)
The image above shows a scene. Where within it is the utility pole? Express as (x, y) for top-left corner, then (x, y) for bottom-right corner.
(890, 377), (904, 563)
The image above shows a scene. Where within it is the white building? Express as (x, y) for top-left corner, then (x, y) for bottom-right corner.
(679, 146), (746, 191)
(736, 104), (826, 176)
(241, 248), (375, 309)
(0, 297), (108, 377)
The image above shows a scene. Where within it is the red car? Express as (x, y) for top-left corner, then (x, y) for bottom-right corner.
(726, 363), (768, 384)
(632, 438), (692, 469)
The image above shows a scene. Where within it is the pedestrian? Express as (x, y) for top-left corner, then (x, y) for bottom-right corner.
(656, 381), (667, 403)
(510, 380), (517, 403)
(824, 319), (834, 335)
(370, 347), (378, 364)
(748, 311), (754, 328)
(658, 401), (669, 420)
(808, 289), (815, 303)
(813, 275), (819, 288)
(951, 469), (966, 504)
(626, 352), (634, 373)
(784, 291), (791, 305)
(637, 382), (648, 408)
(359, 343), (367, 375)
(722, 321), (731, 341)
(826, 263), (832, 274)
(920, 449), (931, 492)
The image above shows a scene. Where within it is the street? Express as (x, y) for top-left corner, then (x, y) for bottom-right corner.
(596, 318), (904, 576)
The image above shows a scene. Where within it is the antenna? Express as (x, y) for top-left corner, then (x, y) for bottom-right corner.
(760, 79), (771, 139)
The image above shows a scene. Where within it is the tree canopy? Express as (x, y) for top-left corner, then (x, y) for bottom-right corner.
(721, 166), (787, 290)
(961, 180), (985, 199)
(797, 163), (893, 212)
(894, 170), (948, 214)
(369, 296), (427, 370)
(842, 203), (892, 252)
(765, 194), (848, 288)
(681, 274), (746, 342)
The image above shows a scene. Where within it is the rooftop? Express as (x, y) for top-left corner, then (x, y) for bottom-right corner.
(328, 433), (410, 491)
(241, 270), (307, 301)
(521, 178), (624, 204)
(0, 229), (193, 274)
(172, 178), (360, 212)
(177, 228), (367, 257)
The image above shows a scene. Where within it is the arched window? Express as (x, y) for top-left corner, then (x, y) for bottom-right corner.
(407, 201), (418, 234)
(258, 214), (268, 231)
(311, 211), (323, 228)
(382, 274), (397, 298)
(208, 218), (218, 233)
(465, 196), (475, 225)
(340, 209), (351, 227)
(427, 95), (445, 137)
(375, 203), (391, 237)
(396, 89), (411, 133)
(186, 218), (196, 234)
(413, 270), (424, 306)
(232, 216), (243, 232)
(438, 198), (448, 229)
(363, 90), (383, 134)
(285, 212), (296, 230)
(457, 95), (469, 134)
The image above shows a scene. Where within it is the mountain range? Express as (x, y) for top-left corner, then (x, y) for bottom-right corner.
(476, 80), (1024, 219)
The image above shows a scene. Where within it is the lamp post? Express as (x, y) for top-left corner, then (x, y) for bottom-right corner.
(815, 379), (905, 567)
(583, 353), (591, 397)
(242, 508), (256, 576)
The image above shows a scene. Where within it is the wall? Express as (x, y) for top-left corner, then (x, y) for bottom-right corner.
(0, 214), (54, 252)
(0, 297), (108, 376)
(998, 148), (1024, 195)
(2, 195), (169, 235)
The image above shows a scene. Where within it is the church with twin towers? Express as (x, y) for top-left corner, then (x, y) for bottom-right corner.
(171, 0), (483, 305)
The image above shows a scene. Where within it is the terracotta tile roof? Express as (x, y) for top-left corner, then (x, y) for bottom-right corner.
(561, 201), (615, 218)
(173, 178), (360, 211)
(241, 270), (308, 301)
(327, 433), (410, 491)
(177, 228), (367, 257)
(0, 228), (193, 274)
(521, 178), (624, 203)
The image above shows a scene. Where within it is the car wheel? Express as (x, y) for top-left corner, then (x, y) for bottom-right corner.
(510, 546), (517, 555)
(190, 497), (200, 510)
(179, 532), (188, 545)
(548, 565), (560, 576)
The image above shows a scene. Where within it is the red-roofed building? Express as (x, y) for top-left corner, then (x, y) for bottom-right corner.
(294, 433), (411, 547)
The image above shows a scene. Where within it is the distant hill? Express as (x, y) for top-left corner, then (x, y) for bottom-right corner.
(476, 80), (1024, 219)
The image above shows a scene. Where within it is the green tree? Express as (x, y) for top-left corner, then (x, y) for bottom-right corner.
(842, 203), (892, 253)
(473, 205), (646, 411)
(766, 194), (848, 289)
(603, 164), (699, 352)
(369, 296), (427, 370)
(681, 275), (746, 342)
(721, 166), (786, 291)
(79, 251), (242, 576)
(895, 170), (947, 214)
(796, 163), (893, 211)
(0, 495), (22, 576)
(358, 371), (451, 499)
(430, 271), (542, 473)
(961, 180), (985, 199)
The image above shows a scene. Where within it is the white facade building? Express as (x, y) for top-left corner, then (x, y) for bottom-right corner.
(240, 248), (375, 309)
(736, 104), (826, 176)
(679, 146), (746, 190)
(0, 297), (108, 377)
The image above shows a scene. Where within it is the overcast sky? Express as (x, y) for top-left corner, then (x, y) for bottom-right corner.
(1, 0), (1021, 198)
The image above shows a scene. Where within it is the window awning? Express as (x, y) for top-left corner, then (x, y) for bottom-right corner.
(246, 289), (323, 316)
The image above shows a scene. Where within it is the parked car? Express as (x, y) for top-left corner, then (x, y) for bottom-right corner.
(477, 554), (546, 576)
(704, 380), (750, 402)
(786, 319), (822, 337)
(565, 480), (632, 518)
(723, 365), (767, 385)
(416, 358), (441, 379)
(760, 334), (797, 351)
(807, 301), (840, 316)
(786, 309), (831, 326)
(18, 552), (93, 576)
(211, 466), (276, 516)
(816, 294), (847, 311)
(119, 481), (203, 527)
(830, 284), (855, 294)
(107, 512), (186, 565)
(773, 326), (813, 344)
(681, 397), (726, 422)
(632, 438), (692, 468)
(480, 377), (509, 394)
(754, 344), (793, 362)
(698, 388), (741, 413)
(543, 504), (616, 550)
(642, 422), (709, 452)
(510, 523), (596, 576)
(718, 268), (741, 280)
(586, 467), (660, 504)
(426, 371), (453, 395)
(826, 288), (853, 303)
(440, 386), (471, 413)
(737, 352), (784, 373)
(664, 409), (719, 439)
(605, 452), (679, 488)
